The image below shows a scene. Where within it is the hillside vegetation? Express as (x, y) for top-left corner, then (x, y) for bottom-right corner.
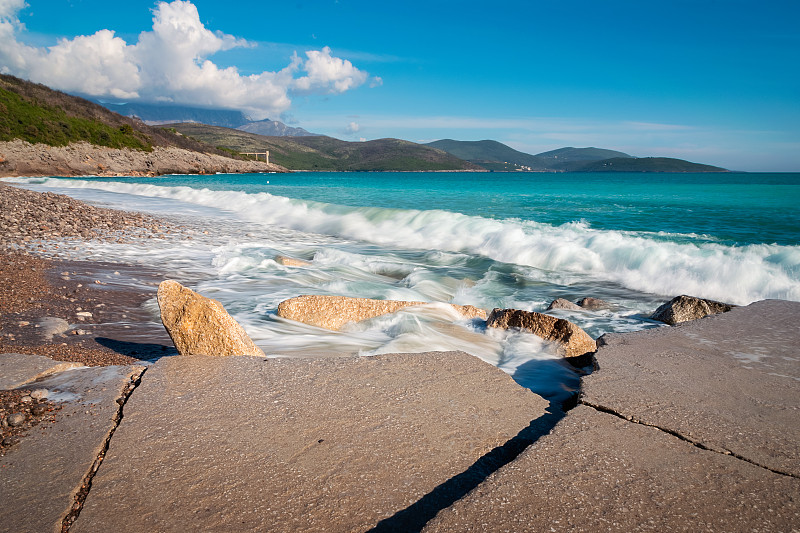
(0, 74), (249, 160)
(166, 123), (482, 171)
(574, 157), (727, 172)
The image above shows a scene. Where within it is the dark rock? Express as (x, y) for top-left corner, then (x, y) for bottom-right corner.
(31, 404), (48, 416)
(651, 295), (736, 325)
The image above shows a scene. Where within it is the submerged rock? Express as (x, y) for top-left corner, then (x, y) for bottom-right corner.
(546, 298), (582, 311)
(157, 280), (264, 357)
(486, 308), (597, 365)
(274, 255), (312, 267)
(577, 297), (610, 310)
(276, 295), (487, 331)
(650, 295), (736, 325)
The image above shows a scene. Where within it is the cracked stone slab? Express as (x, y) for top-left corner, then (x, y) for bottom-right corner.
(72, 351), (548, 533)
(0, 353), (84, 390)
(583, 299), (800, 476)
(0, 364), (144, 533)
(424, 405), (800, 532)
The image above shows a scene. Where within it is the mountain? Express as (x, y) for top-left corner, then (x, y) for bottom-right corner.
(166, 123), (483, 171)
(573, 157), (727, 173)
(97, 102), (250, 128)
(0, 74), (280, 176)
(236, 119), (315, 137)
(426, 139), (726, 172)
(425, 139), (549, 171)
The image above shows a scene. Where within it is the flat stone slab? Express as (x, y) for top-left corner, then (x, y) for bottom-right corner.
(73, 351), (548, 532)
(583, 299), (800, 476)
(424, 405), (800, 532)
(1, 364), (144, 533)
(0, 352), (84, 390)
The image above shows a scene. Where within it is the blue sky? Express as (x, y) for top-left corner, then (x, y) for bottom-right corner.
(1, 0), (799, 171)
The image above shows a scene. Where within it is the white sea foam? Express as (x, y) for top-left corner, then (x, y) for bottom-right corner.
(7, 176), (800, 305)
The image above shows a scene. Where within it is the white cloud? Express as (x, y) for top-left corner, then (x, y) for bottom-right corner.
(345, 121), (360, 134)
(292, 46), (368, 94)
(0, 0), (374, 119)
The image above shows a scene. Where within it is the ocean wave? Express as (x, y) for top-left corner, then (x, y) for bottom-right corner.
(7, 176), (800, 304)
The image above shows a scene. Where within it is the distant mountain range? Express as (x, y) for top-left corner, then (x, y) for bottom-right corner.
(425, 139), (726, 173)
(165, 123), (480, 171)
(96, 102), (316, 137)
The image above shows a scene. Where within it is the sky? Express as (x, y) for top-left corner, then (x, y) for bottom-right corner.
(1, 0), (799, 171)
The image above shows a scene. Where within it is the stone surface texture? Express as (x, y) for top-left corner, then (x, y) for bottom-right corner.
(585, 299), (800, 476)
(276, 294), (487, 331)
(576, 297), (610, 310)
(72, 351), (547, 533)
(1, 364), (144, 533)
(0, 352), (83, 389)
(546, 298), (582, 311)
(426, 299), (800, 532)
(424, 405), (800, 532)
(650, 294), (736, 325)
(157, 280), (264, 357)
(486, 308), (596, 359)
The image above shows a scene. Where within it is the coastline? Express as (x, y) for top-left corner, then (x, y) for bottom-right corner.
(1, 180), (798, 531)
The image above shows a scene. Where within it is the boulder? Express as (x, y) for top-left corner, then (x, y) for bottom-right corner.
(486, 308), (597, 365)
(157, 280), (264, 357)
(546, 298), (582, 311)
(650, 295), (736, 325)
(276, 295), (487, 331)
(275, 255), (311, 267)
(577, 297), (610, 310)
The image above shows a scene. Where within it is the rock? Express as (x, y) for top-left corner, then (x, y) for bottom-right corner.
(276, 295), (487, 331)
(650, 294), (736, 325)
(20, 395), (32, 404)
(30, 389), (48, 400)
(577, 297), (610, 310)
(157, 280), (265, 357)
(31, 404), (48, 416)
(36, 317), (70, 339)
(274, 255), (312, 267)
(7, 413), (26, 427)
(75, 311), (93, 318)
(546, 298), (582, 311)
(486, 308), (597, 365)
(2, 436), (20, 447)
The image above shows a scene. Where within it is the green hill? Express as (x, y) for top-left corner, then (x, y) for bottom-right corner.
(167, 123), (482, 171)
(574, 157), (728, 173)
(535, 147), (633, 171)
(0, 74), (249, 161)
(424, 139), (549, 171)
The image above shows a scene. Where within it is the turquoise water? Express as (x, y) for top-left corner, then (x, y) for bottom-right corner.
(6, 172), (800, 404)
(89, 171), (800, 246)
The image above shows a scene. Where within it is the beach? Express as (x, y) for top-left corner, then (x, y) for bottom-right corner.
(1, 176), (799, 532)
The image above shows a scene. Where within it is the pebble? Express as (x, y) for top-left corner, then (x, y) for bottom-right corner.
(76, 311), (93, 318)
(8, 413), (26, 427)
(20, 395), (33, 404)
(30, 389), (49, 400)
(18, 321), (30, 326)
(31, 404), (48, 416)
(2, 436), (21, 447)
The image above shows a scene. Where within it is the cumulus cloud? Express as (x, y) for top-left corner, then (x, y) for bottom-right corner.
(345, 121), (360, 134)
(0, 0), (375, 119)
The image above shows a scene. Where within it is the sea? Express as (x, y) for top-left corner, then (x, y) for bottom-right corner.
(5, 171), (800, 404)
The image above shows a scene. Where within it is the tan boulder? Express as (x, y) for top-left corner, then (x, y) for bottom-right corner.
(650, 294), (736, 325)
(486, 308), (597, 365)
(546, 298), (582, 311)
(157, 280), (264, 357)
(275, 255), (311, 267)
(577, 297), (611, 310)
(276, 295), (487, 331)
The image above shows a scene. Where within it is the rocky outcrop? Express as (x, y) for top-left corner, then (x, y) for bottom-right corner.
(577, 297), (610, 310)
(157, 280), (264, 357)
(650, 294), (736, 325)
(275, 255), (312, 267)
(276, 295), (487, 331)
(546, 298), (582, 311)
(486, 308), (596, 365)
(0, 140), (286, 177)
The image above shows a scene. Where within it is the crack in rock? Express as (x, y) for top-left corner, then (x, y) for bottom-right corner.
(60, 367), (147, 532)
(579, 399), (799, 480)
